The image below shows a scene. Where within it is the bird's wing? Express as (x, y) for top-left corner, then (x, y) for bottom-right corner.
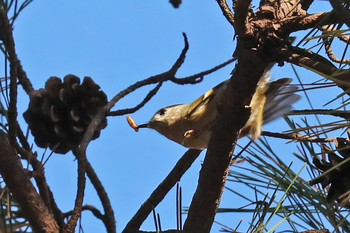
(186, 88), (214, 118)
(186, 80), (228, 119)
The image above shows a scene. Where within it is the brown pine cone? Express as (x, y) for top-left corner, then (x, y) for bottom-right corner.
(23, 74), (108, 154)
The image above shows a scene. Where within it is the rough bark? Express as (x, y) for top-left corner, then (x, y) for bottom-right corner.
(0, 130), (59, 233)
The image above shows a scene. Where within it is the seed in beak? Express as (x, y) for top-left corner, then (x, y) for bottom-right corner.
(126, 115), (140, 132)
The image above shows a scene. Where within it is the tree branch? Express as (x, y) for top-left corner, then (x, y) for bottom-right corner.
(289, 109), (350, 119)
(183, 42), (270, 232)
(233, 0), (252, 35)
(261, 131), (345, 143)
(329, 0), (350, 28)
(0, 9), (33, 94)
(280, 46), (350, 93)
(67, 33), (197, 233)
(62, 149), (87, 233)
(8, 42), (18, 144)
(215, 0), (235, 27)
(280, 12), (331, 36)
(86, 161), (116, 233)
(0, 130), (59, 233)
(282, 46), (337, 75)
(324, 41), (350, 64)
(322, 28), (350, 64)
(16, 145), (65, 228)
(108, 82), (162, 116)
(62, 204), (104, 221)
(108, 57), (235, 116)
(299, 230), (330, 233)
(123, 149), (201, 233)
(171, 57), (236, 85)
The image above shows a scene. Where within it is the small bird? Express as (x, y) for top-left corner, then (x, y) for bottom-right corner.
(137, 72), (299, 149)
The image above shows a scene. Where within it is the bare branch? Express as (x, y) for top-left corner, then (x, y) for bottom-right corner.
(215, 0), (234, 27)
(16, 145), (65, 228)
(137, 231), (182, 233)
(63, 204), (104, 221)
(0, 130), (59, 232)
(62, 149), (87, 233)
(280, 46), (350, 93)
(261, 131), (344, 143)
(123, 149), (201, 233)
(233, 0), (252, 35)
(280, 12), (331, 35)
(8, 43), (17, 144)
(105, 33), (191, 113)
(0, 8), (19, 145)
(172, 57), (236, 85)
(299, 229), (330, 233)
(108, 57), (235, 117)
(86, 161), (115, 233)
(329, 0), (350, 28)
(289, 109), (350, 119)
(0, 9), (33, 94)
(61, 36), (192, 233)
(280, 45), (338, 75)
(324, 42), (350, 64)
(68, 35), (196, 231)
(321, 26), (350, 64)
(108, 82), (162, 116)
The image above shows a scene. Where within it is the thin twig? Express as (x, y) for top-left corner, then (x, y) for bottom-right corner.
(62, 204), (104, 221)
(0, 9), (33, 94)
(215, 0), (235, 27)
(15, 135), (65, 228)
(62, 149), (87, 233)
(137, 230), (182, 233)
(320, 25), (350, 65)
(0, 8), (18, 145)
(105, 33), (191, 113)
(69, 34), (194, 232)
(123, 149), (201, 233)
(261, 131), (345, 143)
(168, 33), (189, 77)
(16, 145), (65, 225)
(108, 82), (162, 116)
(0, 131), (59, 232)
(173, 57), (236, 84)
(108, 57), (235, 116)
(289, 109), (350, 119)
(86, 161), (116, 233)
(299, 229), (330, 233)
(8, 48), (17, 145)
(324, 40), (350, 64)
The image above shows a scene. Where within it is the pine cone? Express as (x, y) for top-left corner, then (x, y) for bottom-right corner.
(310, 138), (350, 207)
(23, 74), (108, 154)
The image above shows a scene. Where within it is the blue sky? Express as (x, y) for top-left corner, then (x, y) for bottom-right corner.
(9, 0), (345, 232)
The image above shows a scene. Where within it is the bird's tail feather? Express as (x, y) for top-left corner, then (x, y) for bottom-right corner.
(263, 78), (300, 124)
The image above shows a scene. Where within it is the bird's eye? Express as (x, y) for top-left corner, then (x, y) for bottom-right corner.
(157, 108), (166, 116)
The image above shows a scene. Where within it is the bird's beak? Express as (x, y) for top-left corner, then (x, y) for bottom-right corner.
(137, 123), (149, 129)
